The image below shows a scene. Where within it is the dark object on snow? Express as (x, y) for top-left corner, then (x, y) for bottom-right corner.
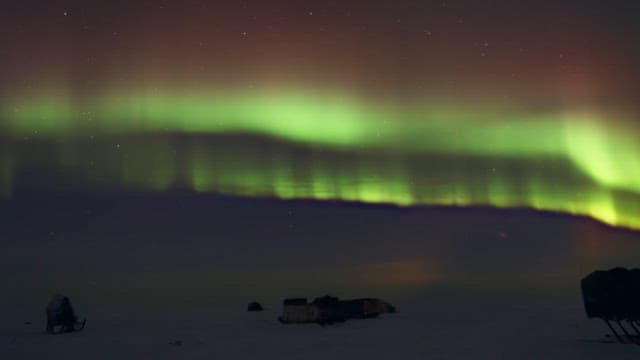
(312, 295), (344, 324)
(45, 294), (86, 334)
(280, 295), (395, 325)
(278, 298), (318, 323)
(581, 267), (640, 344)
(247, 301), (264, 312)
(383, 302), (397, 313)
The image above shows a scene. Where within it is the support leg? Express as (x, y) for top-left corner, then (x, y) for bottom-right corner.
(605, 319), (624, 343)
(616, 320), (633, 344)
(628, 321), (640, 345)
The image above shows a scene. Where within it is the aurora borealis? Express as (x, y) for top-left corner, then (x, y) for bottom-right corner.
(6, 4), (640, 358)
(1, 1), (640, 230)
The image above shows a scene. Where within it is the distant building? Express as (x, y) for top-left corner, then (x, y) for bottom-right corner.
(352, 298), (386, 318)
(279, 296), (394, 325)
(278, 298), (319, 323)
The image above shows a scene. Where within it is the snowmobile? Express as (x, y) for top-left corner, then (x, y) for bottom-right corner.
(46, 294), (87, 334)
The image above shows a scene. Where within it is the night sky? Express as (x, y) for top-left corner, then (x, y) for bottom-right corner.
(0, 1), (640, 228)
(1, 2), (640, 230)
(2, 1), (640, 232)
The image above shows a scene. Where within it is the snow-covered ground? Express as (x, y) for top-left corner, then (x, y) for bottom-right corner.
(2, 193), (639, 358)
(2, 295), (637, 359)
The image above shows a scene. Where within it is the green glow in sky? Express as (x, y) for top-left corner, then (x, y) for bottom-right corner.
(1, 89), (639, 230)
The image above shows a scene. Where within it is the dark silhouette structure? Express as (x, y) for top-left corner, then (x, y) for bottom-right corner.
(247, 301), (264, 312)
(278, 298), (318, 323)
(45, 294), (86, 334)
(581, 267), (640, 344)
(383, 302), (397, 313)
(279, 295), (395, 325)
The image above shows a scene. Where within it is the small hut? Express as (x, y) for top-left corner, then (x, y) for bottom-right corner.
(280, 295), (395, 325)
(339, 298), (384, 319)
(278, 298), (319, 323)
(359, 298), (386, 318)
(313, 295), (344, 324)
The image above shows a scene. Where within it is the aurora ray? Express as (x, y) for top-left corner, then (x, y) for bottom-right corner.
(1, 89), (639, 230)
(2, 1), (640, 231)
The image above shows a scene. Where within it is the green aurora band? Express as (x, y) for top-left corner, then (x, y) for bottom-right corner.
(1, 89), (640, 230)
